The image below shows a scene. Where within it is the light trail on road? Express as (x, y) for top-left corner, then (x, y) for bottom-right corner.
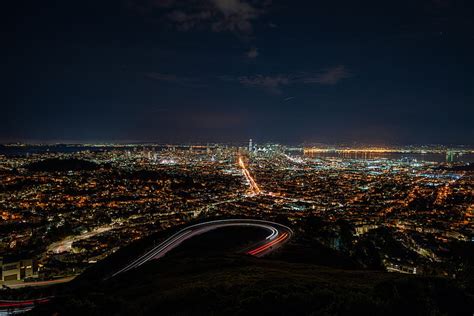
(110, 219), (293, 278)
(0, 298), (51, 315)
(238, 156), (261, 195)
(247, 233), (289, 256)
(47, 226), (113, 254)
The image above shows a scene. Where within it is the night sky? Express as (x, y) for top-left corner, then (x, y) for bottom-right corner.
(3, 0), (474, 144)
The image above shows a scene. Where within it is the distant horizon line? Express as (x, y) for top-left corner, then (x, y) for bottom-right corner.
(1, 142), (474, 148)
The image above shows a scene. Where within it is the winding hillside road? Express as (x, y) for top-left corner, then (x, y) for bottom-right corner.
(111, 219), (293, 278)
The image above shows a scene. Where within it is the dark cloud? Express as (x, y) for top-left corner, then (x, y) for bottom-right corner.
(245, 47), (259, 58)
(127, 0), (271, 34)
(145, 66), (351, 94)
(165, 9), (213, 31)
(236, 66), (352, 93)
(301, 65), (352, 85)
(239, 74), (289, 94)
(146, 72), (208, 88)
(209, 0), (262, 33)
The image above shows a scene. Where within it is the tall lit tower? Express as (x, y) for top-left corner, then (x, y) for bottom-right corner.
(446, 150), (455, 163)
(248, 139), (253, 152)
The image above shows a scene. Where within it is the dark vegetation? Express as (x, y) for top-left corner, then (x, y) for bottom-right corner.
(438, 163), (474, 171)
(30, 256), (473, 316)
(16, 221), (474, 316)
(25, 158), (107, 172)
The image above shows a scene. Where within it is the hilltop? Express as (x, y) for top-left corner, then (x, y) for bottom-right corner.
(26, 227), (474, 316)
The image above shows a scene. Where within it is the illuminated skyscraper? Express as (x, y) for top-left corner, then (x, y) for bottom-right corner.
(248, 139), (253, 152)
(446, 150), (455, 163)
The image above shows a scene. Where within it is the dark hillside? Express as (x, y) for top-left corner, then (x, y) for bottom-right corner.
(28, 227), (474, 316)
(25, 158), (105, 172)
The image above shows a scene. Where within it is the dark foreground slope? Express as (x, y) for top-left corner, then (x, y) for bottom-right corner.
(31, 256), (473, 316)
(29, 226), (473, 316)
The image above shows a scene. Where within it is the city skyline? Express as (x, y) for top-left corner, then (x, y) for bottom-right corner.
(2, 1), (474, 314)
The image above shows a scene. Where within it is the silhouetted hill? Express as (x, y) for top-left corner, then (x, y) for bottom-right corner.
(25, 158), (106, 172)
(28, 227), (474, 316)
(439, 163), (474, 171)
(30, 256), (474, 316)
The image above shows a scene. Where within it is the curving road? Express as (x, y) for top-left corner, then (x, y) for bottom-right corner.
(1, 220), (292, 314)
(0, 298), (51, 315)
(111, 219), (293, 278)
